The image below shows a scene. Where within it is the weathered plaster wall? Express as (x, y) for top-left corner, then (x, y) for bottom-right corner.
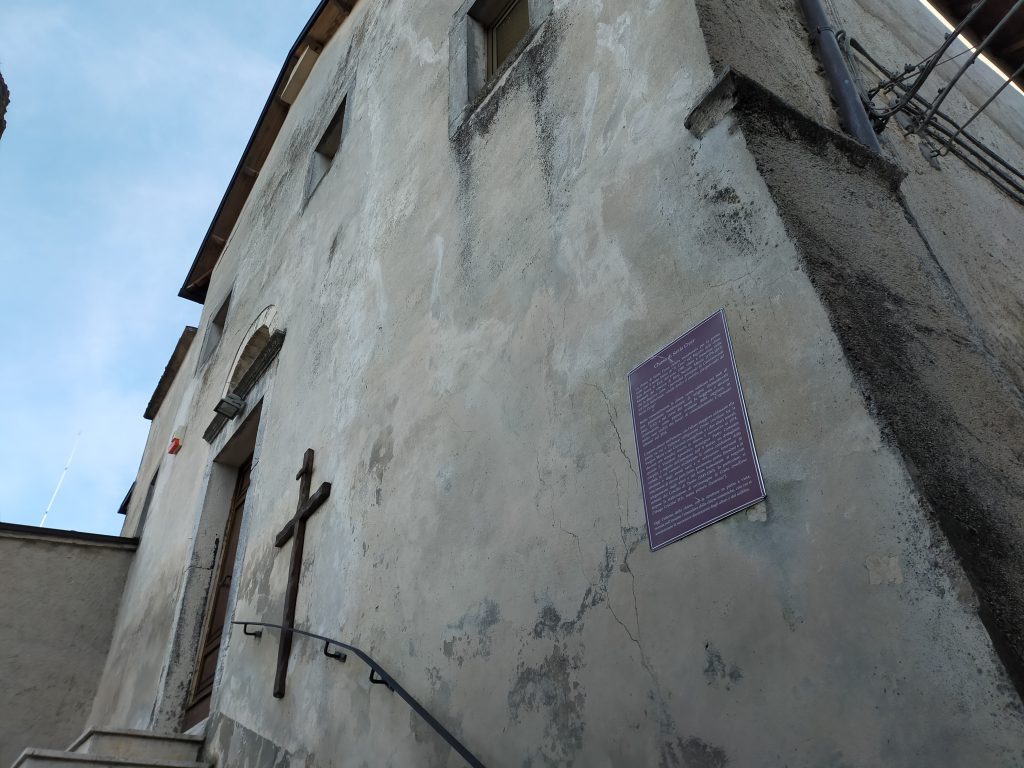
(834, 0), (1024, 154)
(694, 0), (1024, 392)
(693, 0), (841, 132)
(88, 0), (1024, 765)
(88, 331), (206, 731)
(722, 68), (1024, 708)
(693, 0), (1024, 703)
(0, 526), (135, 767)
(830, 0), (1024, 393)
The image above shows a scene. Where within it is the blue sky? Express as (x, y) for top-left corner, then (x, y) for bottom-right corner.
(0, 0), (319, 535)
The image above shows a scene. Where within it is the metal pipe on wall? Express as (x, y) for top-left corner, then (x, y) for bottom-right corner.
(798, 0), (883, 152)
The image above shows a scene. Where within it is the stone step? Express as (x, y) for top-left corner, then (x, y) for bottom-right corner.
(69, 730), (203, 763)
(10, 749), (209, 768)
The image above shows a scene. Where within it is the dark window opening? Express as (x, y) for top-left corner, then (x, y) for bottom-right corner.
(449, 0), (552, 136)
(488, 0), (530, 77)
(136, 469), (159, 538)
(308, 97), (347, 199)
(198, 293), (231, 370)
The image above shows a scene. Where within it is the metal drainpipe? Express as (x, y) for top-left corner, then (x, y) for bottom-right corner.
(798, 0), (882, 152)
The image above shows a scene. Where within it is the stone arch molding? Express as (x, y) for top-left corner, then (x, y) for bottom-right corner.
(202, 305), (285, 445)
(224, 305), (281, 398)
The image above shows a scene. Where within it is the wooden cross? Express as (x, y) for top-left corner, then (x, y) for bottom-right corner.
(272, 448), (332, 698)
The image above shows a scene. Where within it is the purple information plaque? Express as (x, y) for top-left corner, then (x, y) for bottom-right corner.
(628, 310), (765, 551)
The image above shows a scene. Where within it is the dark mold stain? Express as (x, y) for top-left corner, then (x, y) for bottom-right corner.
(702, 182), (757, 248)
(442, 598), (502, 666)
(509, 643), (586, 765)
(450, 11), (568, 296)
(532, 604), (562, 639)
(532, 546), (615, 639)
(731, 79), (1024, 701)
(661, 736), (729, 768)
(202, 713), (308, 767)
(710, 185), (741, 205)
(703, 643), (743, 690)
(368, 425), (394, 506)
(451, 12), (566, 144)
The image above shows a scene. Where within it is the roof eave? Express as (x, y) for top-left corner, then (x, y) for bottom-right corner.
(144, 326), (198, 421)
(178, 0), (355, 304)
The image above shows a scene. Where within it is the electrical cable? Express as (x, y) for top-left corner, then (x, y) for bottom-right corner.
(865, 0), (994, 119)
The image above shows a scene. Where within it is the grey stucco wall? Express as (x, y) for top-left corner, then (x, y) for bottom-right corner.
(695, 0), (1024, 394)
(0, 526), (135, 767)
(830, 0), (1024, 401)
(88, 0), (1024, 765)
(88, 323), (209, 731)
(694, 0), (1024, 705)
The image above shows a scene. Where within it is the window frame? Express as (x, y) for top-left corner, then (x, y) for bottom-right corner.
(448, 0), (554, 137)
(306, 95), (349, 203)
(197, 292), (231, 372)
(135, 468), (159, 539)
(487, 0), (530, 78)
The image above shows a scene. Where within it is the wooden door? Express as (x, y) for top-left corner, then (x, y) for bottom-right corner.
(183, 456), (251, 729)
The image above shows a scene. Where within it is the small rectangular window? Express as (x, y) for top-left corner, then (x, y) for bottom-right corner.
(488, 0), (530, 77)
(316, 98), (346, 161)
(449, 0), (552, 137)
(135, 469), (159, 538)
(307, 97), (347, 200)
(198, 293), (230, 370)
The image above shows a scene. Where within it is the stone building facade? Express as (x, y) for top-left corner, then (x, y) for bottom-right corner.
(10, 0), (1024, 765)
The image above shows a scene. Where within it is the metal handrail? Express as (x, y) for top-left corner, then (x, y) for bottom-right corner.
(231, 620), (486, 768)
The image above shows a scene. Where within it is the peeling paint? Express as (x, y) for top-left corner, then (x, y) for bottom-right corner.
(442, 598), (501, 666)
(703, 644), (743, 690)
(509, 643), (586, 764)
(661, 736), (729, 768)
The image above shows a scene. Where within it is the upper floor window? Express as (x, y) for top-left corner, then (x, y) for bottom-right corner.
(448, 0), (554, 137)
(307, 96), (347, 201)
(487, 0), (530, 78)
(135, 468), (159, 538)
(197, 292), (231, 371)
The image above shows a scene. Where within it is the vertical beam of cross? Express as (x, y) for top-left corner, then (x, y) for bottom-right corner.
(272, 448), (332, 698)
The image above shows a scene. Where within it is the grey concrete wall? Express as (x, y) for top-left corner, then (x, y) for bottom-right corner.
(88, 0), (1024, 765)
(695, 0), (1024, 393)
(0, 525), (135, 767)
(89, 324), (209, 731)
(828, 0), (1024, 396)
(693, 0), (1024, 701)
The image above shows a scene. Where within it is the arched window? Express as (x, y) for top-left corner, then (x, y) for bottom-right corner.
(223, 305), (281, 400)
(228, 325), (272, 393)
(204, 307), (284, 444)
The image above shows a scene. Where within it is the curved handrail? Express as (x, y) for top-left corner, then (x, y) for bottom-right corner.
(231, 620), (486, 768)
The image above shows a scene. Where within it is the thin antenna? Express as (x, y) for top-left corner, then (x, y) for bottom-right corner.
(41, 432), (81, 528)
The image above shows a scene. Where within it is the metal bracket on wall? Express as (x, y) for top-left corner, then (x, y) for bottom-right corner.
(323, 641), (347, 662)
(203, 330), (287, 443)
